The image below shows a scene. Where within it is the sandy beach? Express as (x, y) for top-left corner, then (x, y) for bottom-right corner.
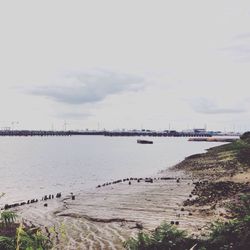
(12, 172), (213, 250)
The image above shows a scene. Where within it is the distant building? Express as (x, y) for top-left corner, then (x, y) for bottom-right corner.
(193, 128), (206, 133)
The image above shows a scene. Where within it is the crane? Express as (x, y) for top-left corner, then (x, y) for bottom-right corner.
(63, 121), (69, 131)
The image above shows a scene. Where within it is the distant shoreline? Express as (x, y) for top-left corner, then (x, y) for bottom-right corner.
(0, 129), (240, 137)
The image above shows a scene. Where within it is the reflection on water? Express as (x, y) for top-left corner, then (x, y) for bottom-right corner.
(0, 136), (225, 205)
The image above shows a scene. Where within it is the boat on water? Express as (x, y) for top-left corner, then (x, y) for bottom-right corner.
(137, 139), (153, 144)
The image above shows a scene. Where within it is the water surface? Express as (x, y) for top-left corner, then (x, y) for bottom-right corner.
(0, 136), (225, 206)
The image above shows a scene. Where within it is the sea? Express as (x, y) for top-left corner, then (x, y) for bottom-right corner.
(0, 136), (227, 207)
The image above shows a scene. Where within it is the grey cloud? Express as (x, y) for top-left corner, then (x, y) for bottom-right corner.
(220, 44), (250, 62)
(189, 98), (246, 115)
(30, 70), (145, 104)
(234, 32), (250, 40)
(220, 33), (250, 62)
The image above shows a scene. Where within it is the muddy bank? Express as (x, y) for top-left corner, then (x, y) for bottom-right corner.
(183, 181), (250, 207)
(13, 174), (216, 249)
(173, 136), (250, 223)
(174, 137), (250, 180)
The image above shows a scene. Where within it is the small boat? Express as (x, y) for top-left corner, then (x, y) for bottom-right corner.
(137, 139), (153, 144)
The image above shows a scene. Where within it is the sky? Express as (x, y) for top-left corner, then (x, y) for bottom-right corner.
(0, 0), (249, 132)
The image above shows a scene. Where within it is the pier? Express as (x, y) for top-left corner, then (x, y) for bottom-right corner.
(103, 131), (212, 137)
(0, 129), (213, 137)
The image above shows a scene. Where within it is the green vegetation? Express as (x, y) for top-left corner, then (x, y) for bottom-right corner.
(124, 195), (250, 250)
(15, 224), (52, 250)
(1, 211), (17, 227)
(209, 132), (250, 167)
(0, 211), (52, 250)
(205, 195), (250, 250)
(124, 222), (195, 250)
(240, 132), (250, 143)
(175, 131), (250, 180)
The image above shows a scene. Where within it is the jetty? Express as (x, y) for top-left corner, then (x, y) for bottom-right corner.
(188, 137), (237, 142)
(0, 129), (214, 137)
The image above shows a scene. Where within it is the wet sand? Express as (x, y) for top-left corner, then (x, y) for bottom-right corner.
(12, 138), (250, 249)
(14, 173), (213, 249)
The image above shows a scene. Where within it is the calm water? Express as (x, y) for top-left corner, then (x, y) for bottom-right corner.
(0, 136), (225, 206)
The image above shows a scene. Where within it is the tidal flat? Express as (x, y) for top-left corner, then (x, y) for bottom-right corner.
(3, 136), (250, 249)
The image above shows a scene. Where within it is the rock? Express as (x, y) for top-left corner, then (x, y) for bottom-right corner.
(145, 178), (153, 183)
(56, 193), (61, 198)
(135, 223), (143, 230)
(4, 204), (10, 210)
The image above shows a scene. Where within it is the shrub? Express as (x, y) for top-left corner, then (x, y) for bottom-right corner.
(16, 223), (52, 250)
(228, 194), (250, 218)
(125, 195), (250, 250)
(240, 132), (250, 142)
(0, 211), (17, 227)
(0, 236), (15, 250)
(0, 211), (52, 250)
(124, 222), (195, 250)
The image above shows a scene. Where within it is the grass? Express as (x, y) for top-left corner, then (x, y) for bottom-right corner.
(210, 135), (250, 167)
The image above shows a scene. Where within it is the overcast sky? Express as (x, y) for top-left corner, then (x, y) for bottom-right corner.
(0, 0), (249, 132)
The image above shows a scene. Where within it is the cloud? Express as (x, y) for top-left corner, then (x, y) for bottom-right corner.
(220, 32), (250, 62)
(234, 32), (250, 40)
(219, 44), (250, 62)
(188, 98), (246, 115)
(29, 70), (145, 105)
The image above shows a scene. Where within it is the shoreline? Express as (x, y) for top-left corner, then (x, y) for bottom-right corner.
(4, 138), (249, 249)
(11, 170), (211, 249)
(0, 136), (219, 209)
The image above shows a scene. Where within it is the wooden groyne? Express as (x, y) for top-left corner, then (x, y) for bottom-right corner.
(0, 192), (62, 211)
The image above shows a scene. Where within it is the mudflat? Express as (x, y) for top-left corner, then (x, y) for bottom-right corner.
(15, 174), (213, 249)
(13, 136), (250, 249)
